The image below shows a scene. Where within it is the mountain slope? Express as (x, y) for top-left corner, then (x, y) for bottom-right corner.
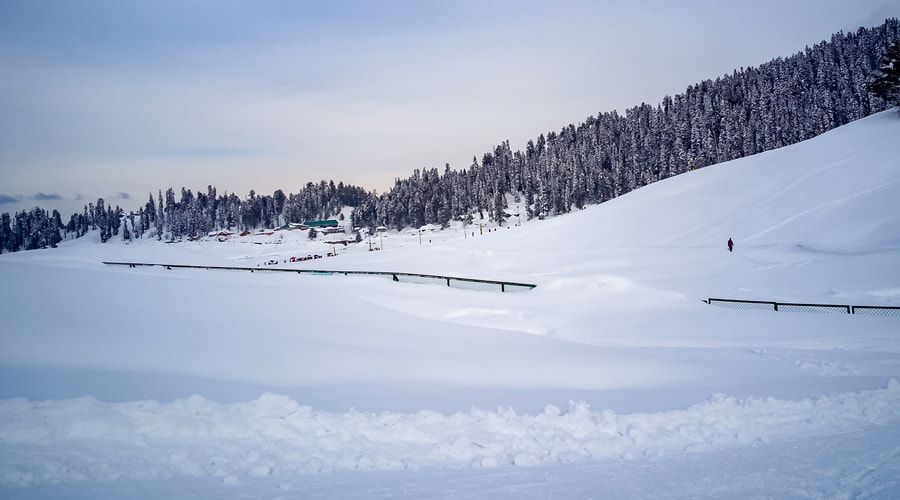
(506, 110), (900, 252)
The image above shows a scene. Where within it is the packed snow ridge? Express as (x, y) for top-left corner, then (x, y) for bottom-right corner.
(2, 382), (899, 486)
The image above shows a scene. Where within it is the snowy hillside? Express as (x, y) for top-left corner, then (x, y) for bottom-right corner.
(1, 111), (900, 498)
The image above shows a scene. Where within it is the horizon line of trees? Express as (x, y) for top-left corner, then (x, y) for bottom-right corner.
(2, 18), (899, 253)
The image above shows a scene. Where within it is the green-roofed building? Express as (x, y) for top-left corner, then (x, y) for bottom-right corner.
(303, 220), (339, 228)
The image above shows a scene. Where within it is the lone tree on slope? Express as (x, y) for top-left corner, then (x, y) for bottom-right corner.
(870, 40), (900, 110)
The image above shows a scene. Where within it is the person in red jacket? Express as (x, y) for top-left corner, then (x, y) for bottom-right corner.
(727, 237), (734, 252)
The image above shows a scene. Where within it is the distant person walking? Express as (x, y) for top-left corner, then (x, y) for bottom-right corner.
(727, 237), (734, 252)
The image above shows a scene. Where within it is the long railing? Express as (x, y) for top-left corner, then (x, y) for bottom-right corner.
(102, 261), (536, 293)
(706, 297), (900, 316)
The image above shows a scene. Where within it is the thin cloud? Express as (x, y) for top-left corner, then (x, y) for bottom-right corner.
(111, 192), (131, 200)
(0, 194), (23, 204)
(31, 192), (64, 201)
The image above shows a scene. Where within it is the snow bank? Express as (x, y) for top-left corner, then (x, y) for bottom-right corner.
(2, 380), (898, 486)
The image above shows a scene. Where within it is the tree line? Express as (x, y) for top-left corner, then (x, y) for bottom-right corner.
(2, 18), (899, 253)
(351, 18), (900, 230)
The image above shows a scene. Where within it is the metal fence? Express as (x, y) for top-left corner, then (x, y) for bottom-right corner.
(103, 261), (536, 293)
(850, 305), (900, 316)
(706, 297), (900, 316)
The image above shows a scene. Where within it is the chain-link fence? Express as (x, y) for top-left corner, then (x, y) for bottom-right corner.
(103, 262), (536, 293)
(387, 273), (534, 292)
(707, 298), (900, 316)
(851, 305), (900, 317)
(706, 298), (777, 311)
(776, 303), (850, 314)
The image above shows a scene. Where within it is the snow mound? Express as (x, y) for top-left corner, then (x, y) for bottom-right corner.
(2, 381), (898, 486)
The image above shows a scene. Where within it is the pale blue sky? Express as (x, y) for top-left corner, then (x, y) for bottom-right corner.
(2, 0), (899, 215)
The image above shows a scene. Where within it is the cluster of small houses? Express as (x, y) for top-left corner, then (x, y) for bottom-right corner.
(204, 219), (345, 267)
(265, 254), (325, 266)
(209, 219), (342, 242)
(209, 218), (515, 246)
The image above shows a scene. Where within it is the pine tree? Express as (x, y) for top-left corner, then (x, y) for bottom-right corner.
(0, 212), (10, 253)
(145, 193), (155, 232)
(136, 208), (144, 238)
(49, 210), (62, 247)
(157, 190), (164, 241)
(870, 40), (900, 108)
(123, 217), (131, 242)
(95, 198), (108, 242)
(493, 190), (506, 226)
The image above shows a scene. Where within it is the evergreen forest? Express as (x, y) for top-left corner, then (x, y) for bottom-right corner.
(2, 19), (899, 253)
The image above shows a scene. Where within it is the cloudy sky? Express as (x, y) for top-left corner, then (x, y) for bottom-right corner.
(2, 0), (898, 216)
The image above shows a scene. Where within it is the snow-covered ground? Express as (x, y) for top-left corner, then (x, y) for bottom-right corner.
(2, 111), (900, 498)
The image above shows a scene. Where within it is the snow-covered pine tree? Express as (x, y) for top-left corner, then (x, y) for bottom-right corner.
(123, 215), (131, 242)
(870, 40), (900, 108)
(157, 190), (164, 241)
(0, 212), (11, 253)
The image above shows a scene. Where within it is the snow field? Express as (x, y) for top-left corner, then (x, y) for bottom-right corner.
(2, 111), (900, 497)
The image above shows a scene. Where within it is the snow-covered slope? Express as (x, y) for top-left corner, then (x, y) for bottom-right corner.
(1, 111), (900, 498)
